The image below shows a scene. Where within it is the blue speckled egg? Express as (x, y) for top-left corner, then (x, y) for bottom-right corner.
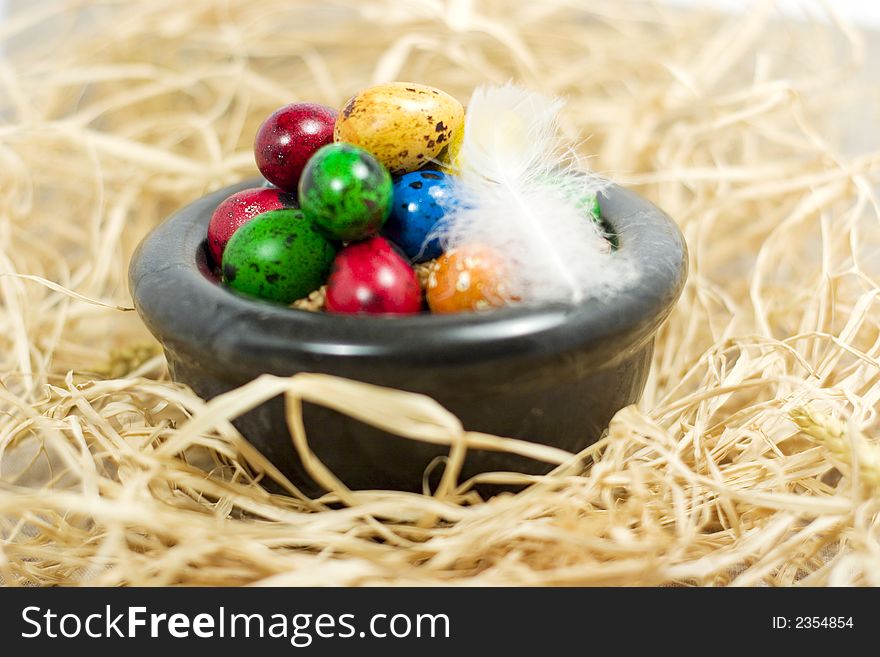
(384, 170), (455, 262)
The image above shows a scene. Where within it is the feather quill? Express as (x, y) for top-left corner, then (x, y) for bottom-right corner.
(435, 83), (634, 305)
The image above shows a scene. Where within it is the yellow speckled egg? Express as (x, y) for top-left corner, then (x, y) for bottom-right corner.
(437, 125), (465, 174)
(334, 82), (464, 176)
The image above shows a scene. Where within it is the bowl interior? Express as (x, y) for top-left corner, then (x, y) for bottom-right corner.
(130, 178), (688, 369)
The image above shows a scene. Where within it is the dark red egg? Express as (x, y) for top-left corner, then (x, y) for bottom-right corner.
(325, 237), (422, 315)
(207, 187), (297, 265)
(254, 103), (338, 192)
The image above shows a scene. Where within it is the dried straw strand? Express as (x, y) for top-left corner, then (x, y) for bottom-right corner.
(1, 0), (879, 586)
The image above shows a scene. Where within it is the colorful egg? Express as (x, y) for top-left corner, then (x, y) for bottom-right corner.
(536, 175), (602, 223)
(298, 143), (392, 241)
(326, 237), (421, 315)
(580, 192), (601, 222)
(334, 82), (464, 175)
(254, 103), (338, 192)
(436, 126), (465, 173)
(385, 170), (454, 262)
(207, 187), (297, 265)
(222, 209), (337, 304)
(426, 245), (509, 313)
(575, 192), (614, 251)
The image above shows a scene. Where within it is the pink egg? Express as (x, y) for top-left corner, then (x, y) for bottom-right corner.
(207, 187), (297, 265)
(325, 237), (422, 315)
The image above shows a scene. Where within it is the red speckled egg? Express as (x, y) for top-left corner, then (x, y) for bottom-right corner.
(207, 187), (297, 265)
(254, 103), (338, 192)
(326, 237), (421, 315)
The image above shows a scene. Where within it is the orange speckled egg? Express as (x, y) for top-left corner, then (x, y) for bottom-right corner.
(426, 245), (510, 313)
(334, 82), (464, 176)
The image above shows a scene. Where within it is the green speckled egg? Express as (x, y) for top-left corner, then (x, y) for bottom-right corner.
(579, 192), (601, 222)
(334, 82), (464, 175)
(298, 143), (393, 241)
(537, 174), (602, 223)
(221, 208), (337, 303)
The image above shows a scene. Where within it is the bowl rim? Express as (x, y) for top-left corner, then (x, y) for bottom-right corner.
(129, 178), (687, 368)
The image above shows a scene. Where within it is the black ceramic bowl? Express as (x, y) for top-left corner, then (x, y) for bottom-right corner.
(129, 179), (686, 495)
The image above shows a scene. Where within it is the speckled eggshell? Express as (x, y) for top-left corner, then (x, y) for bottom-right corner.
(254, 103), (338, 192)
(385, 170), (454, 262)
(426, 245), (509, 314)
(222, 208), (337, 304)
(325, 237), (421, 315)
(207, 187), (297, 265)
(298, 143), (393, 241)
(334, 82), (464, 176)
(436, 125), (465, 173)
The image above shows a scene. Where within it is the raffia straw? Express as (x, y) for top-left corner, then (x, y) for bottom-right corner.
(2, 0), (880, 586)
(791, 406), (880, 491)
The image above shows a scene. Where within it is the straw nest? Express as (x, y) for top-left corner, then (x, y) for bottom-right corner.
(1, 0), (879, 586)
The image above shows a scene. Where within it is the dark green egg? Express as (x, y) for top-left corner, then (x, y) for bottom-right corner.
(298, 142), (393, 241)
(221, 208), (337, 303)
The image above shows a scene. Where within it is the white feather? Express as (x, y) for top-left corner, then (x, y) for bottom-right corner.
(435, 83), (635, 305)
